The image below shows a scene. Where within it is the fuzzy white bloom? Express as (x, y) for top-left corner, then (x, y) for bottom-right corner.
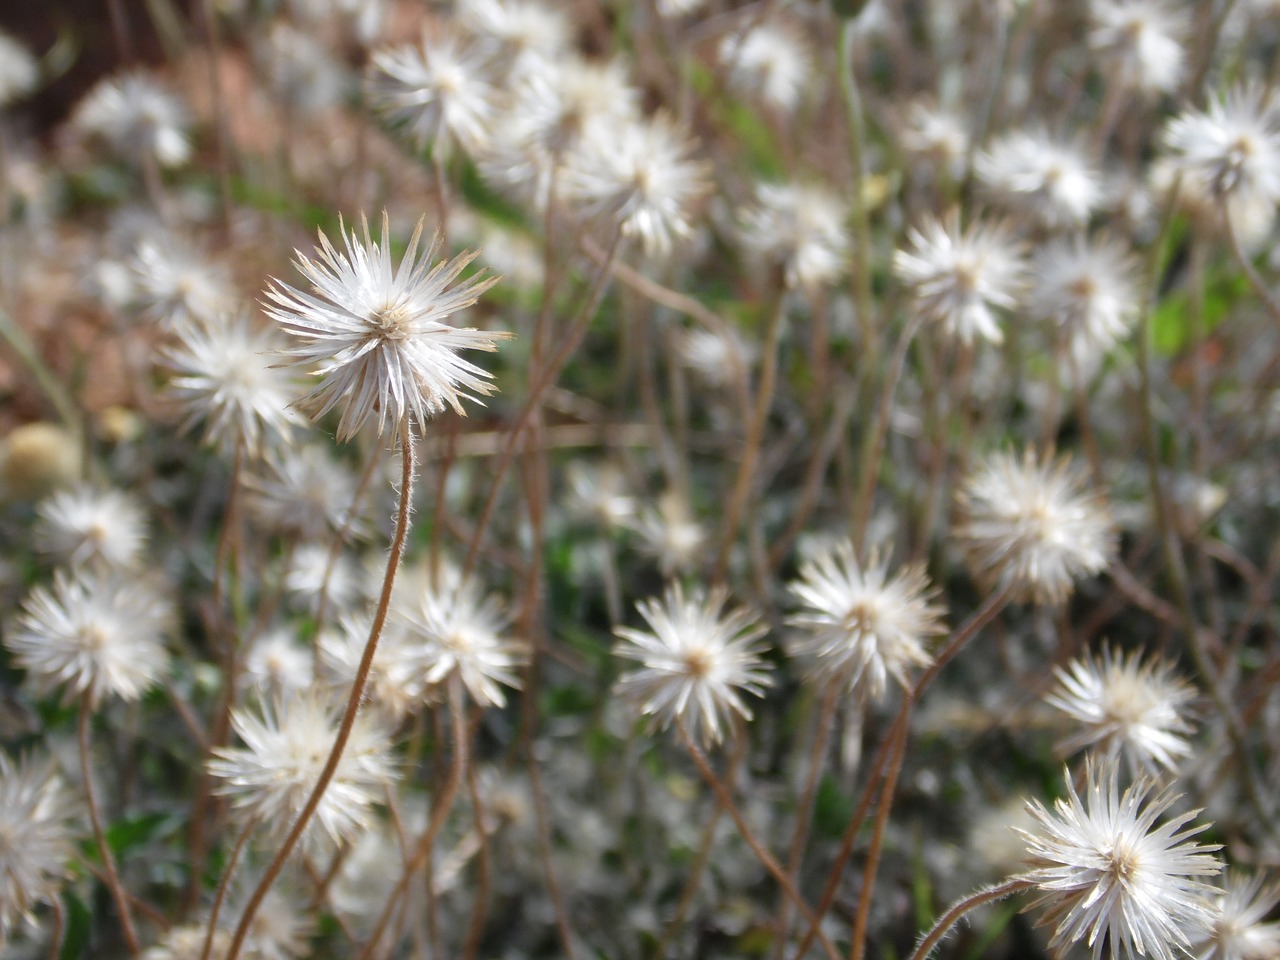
(977, 130), (1102, 228)
(320, 616), (424, 723)
(1089, 0), (1187, 96)
(899, 100), (971, 179)
(265, 212), (508, 441)
(1192, 871), (1280, 960)
(1030, 234), (1140, 356)
(0, 30), (37, 107)
(7, 570), (172, 706)
(563, 113), (709, 257)
(132, 237), (236, 329)
(34, 484), (148, 571)
(457, 0), (571, 78)
(677, 324), (756, 390)
(1046, 647), (1197, 775)
(787, 543), (946, 701)
(241, 628), (315, 700)
(393, 567), (526, 708)
(162, 314), (301, 458)
(1018, 759), (1222, 960)
(740, 181), (850, 289)
(718, 20), (811, 113)
(231, 888), (314, 960)
(209, 692), (397, 848)
(894, 212), (1026, 345)
(1163, 83), (1280, 221)
(565, 462), (636, 529)
(246, 444), (367, 542)
(72, 71), (191, 168)
(955, 448), (1116, 605)
(628, 490), (706, 576)
(262, 24), (349, 116)
(614, 583), (772, 745)
(142, 924), (230, 960)
(285, 543), (362, 614)
(370, 31), (498, 156)
(0, 755), (76, 945)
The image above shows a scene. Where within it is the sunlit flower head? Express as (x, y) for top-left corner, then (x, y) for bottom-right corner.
(0, 755), (76, 944)
(955, 448), (1116, 605)
(34, 484), (148, 571)
(1030, 234), (1140, 356)
(977, 130), (1102, 228)
(1192, 871), (1280, 960)
(1089, 0), (1187, 96)
(1018, 758), (1222, 960)
(613, 583), (772, 745)
(72, 71), (191, 168)
(739, 181), (850, 289)
(265, 212), (508, 441)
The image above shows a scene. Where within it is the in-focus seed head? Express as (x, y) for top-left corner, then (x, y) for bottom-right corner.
(0, 755), (77, 946)
(208, 692), (398, 849)
(34, 484), (148, 571)
(1018, 758), (1223, 960)
(955, 448), (1117, 605)
(265, 211), (510, 441)
(894, 211), (1026, 345)
(613, 583), (773, 746)
(1046, 646), (1197, 776)
(787, 542), (946, 702)
(7, 570), (172, 707)
(162, 314), (302, 459)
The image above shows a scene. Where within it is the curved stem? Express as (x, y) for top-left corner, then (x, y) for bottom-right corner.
(223, 423), (417, 960)
(79, 698), (141, 958)
(712, 276), (787, 585)
(200, 819), (256, 960)
(356, 675), (470, 960)
(772, 684), (840, 958)
(677, 721), (842, 960)
(907, 878), (1033, 960)
(462, 231), (623, 580)
(838, 21), (877, 364)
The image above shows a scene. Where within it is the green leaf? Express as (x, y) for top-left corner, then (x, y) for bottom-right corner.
(58, 890), (91, 960)
(104, 811), (181, 857)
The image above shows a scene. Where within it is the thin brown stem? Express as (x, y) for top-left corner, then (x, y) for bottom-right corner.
(223, 424), (417, 960)
(79, 699), (141, 957)
(907, 878), (1034, 960)
(677, 721), (842, 960)
(200, 820), (256, 960)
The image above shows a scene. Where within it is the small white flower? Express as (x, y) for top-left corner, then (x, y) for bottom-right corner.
(955, 448), (1117, 605)
(0, 755), (76, 944)
(894, 212), (1026, 345)
(132, 237), (236, 329)
(1089, 0), (1187, 96)
(209, 692), (397, 848)
(370, 30), (498, 156)
(161, 314), (301, 458)
(1193, 871), (1280, 960)
(787, 542), (946, 701)
(262, 24), (349, 116)
(34, 484), (148, 571)
(320, 616), (424, 723)
(977, 130), (1102, 228)
(393, 567), (526, 708)
(457, 0), (572, 77)
(246, 444), (367, 542)
(564, 113), (709, 257)
(265, 212), (508, 441)
(1046, 647), (1197, 775)
(7, 570), (172, 706)
(1030, 234), (1140, 356)
(899, 100), (971, 179)
(1163, 83), (1280, 220)
(677, 324), (756, 390)
(241, 628), (315, 700)
(718, 20), (811, 114)
(1018, 758), (1222, 960)
(565, 462), (636, 530)
(740, 181), (850, 289)
(613, 583), (772, 745)
(628, 490), (706, 576)
(0, 30), (38, 107)
(72, 71), (191, 168)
